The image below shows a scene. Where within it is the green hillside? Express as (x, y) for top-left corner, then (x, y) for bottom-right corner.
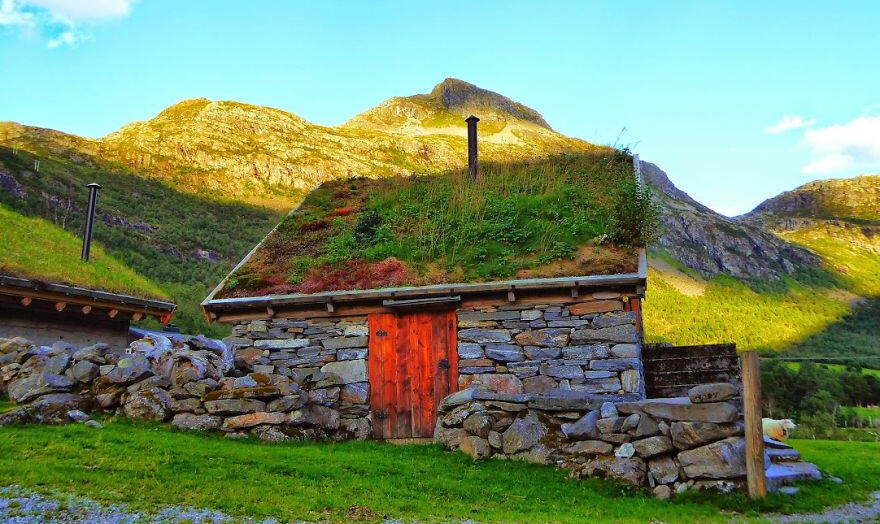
(0, 203), (166, 300)
(0, 146), (280, 336)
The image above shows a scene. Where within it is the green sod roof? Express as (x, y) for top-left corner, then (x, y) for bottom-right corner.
(218, 151), (654, 299)
(0, 203), (169, 301)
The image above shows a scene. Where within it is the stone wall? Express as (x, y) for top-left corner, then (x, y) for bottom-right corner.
(456, 304), (644, 398)
(224, 316), (371, 437)
(0, 328), (370, 441)
(435, 383), (747, 499)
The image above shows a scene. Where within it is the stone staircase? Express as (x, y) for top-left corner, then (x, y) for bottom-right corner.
(764, 436), (822, 491)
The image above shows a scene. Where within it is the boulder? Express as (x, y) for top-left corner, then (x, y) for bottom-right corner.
(566, 440), (613, 455)
(632, 436), (673, 458)
(515, 329), (570, 347)
(204, 398), (266, 416)
(435, 422), (468, 449)
(340, 382), (369, 404)
(32, 392), (88, 412)
(670, 421), (743, 449)
(253, 425), (290, 443)
(438, 388), (477, 411)
(615, 443), (636, 458)
(459, 435), (492, 459)
(522, 375), (557, 394)
(562, 345), (609, 359)
(589, 358), (639, 371)
(620, 369), (641, 394)
(462, 412), (492, 439)
(171, 413), (222, 431)
(485, 344), (524, 362)
(648, 456), (679, 484)
(320, 359), (367, 384)
(678, 437), (747, 479)
(653, 485), (672, 500)
(43, 352), (72, 375)
(339, 418), (371, 440)
(502, 413), (547, 454)
(223, 411), (287, 429)
(71, 360), (99, 383)
(8, 373), (74, 403)
(106, 355), (153, 385)
(458, 329), (511, 344)
(72, 343), (108, 364)
(459, 374), (523, 395)
(636, 397), (738, 423)
(579, 456), (646, 486)
(457, 343), (484, 359)
(687, 383), (738, 404)
(524, 346), (562, 360)
(287, 405), (339, 430)
(581, 324), (638, 344)
(123, 387), (171, 421)
(600, 402), (618, 418)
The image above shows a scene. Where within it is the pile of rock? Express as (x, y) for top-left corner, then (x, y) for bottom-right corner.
(0, 333), (369, 441)
(455, 305), (644, 397)
(435, 382), (752, 498)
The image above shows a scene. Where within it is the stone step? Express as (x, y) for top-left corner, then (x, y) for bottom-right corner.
(763, 436), (793, 449)
(765, 461), (822, 491)
(766, 447), (801, 463)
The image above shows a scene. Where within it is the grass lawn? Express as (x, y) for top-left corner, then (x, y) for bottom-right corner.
(1, 420), (878, 522)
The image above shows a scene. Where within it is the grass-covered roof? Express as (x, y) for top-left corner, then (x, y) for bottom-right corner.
(218, 151), (655, 299)
(0, 203), (169, 301)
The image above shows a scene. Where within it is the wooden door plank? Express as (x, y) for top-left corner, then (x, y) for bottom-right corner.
(395, 312), (412, 439)
(415, 311), (433, 437)
(368, 313), (390, 439)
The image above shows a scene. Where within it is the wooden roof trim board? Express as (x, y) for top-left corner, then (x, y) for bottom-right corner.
(202, 249), (646, 319)
(0, 275), (176, 323)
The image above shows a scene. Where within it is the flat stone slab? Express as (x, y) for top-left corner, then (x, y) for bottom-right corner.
(766, 461), (822, 491)
(633, 397), (738, 423)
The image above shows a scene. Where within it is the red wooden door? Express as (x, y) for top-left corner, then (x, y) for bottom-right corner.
(368, 310), (458, 440)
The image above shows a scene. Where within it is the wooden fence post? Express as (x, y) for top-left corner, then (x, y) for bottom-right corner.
(741, 350), (766, 498)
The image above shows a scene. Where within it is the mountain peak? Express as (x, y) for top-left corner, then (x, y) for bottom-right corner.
(425, 78), (551, 129)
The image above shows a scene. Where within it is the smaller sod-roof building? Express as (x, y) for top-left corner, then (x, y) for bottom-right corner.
(0, 205), (175, 348)
(202, 150), (651, 440)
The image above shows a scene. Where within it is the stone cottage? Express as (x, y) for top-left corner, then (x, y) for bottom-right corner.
(201, 140), (651, 441)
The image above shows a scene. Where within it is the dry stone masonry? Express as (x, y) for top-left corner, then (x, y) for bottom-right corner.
(434, 383), (750, 498)
(456, 305), (644, 398)
(0, 326), (370, 441)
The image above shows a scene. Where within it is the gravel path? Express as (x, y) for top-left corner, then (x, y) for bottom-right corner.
(770, 491), (880, 523)
(0, 486), (276, 523)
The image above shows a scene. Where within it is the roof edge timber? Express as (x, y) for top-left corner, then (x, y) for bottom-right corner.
(0, 275), (176, 320)
(202, 249), (647, 316)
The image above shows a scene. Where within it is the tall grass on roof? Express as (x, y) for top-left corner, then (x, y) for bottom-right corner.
(222, 151), (659, 297)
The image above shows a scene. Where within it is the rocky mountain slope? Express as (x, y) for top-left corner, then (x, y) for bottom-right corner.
(0, 79), (592, 206)
(640, 160), (819, 280)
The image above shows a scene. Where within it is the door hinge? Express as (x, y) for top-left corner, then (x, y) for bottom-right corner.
(438, 359), (450, 370)
(375, 330), (388, 337)
(374, 409), (388, 420)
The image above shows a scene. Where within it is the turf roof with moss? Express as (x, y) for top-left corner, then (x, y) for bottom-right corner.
(0, 203), (169, 301)
(218, 151), (654, 299)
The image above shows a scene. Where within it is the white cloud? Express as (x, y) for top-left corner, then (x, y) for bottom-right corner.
(800, 114), (880, 175)
(0, 0), (135, 47)
(765, 115), (816, 134)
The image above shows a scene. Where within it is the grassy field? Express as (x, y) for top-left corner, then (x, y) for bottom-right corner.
(0, 420), (878, 522)
(0, 203), (167, 300)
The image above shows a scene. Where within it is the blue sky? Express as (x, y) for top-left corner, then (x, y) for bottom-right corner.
(1, 1), (878, 215)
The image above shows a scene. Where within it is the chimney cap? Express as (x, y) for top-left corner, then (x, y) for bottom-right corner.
(465, 115), (480, 123)
(85, 183), (102, 189)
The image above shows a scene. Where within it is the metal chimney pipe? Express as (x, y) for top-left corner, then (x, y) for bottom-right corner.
(465, 115), (480, 182)
(81, 183), (101, 262)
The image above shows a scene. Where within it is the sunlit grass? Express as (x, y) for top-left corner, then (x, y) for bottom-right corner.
(0, 203), (167, 300)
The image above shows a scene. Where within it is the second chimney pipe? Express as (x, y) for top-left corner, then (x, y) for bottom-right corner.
(465, 115), (479, 182)
(81, 183), (101, 262)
